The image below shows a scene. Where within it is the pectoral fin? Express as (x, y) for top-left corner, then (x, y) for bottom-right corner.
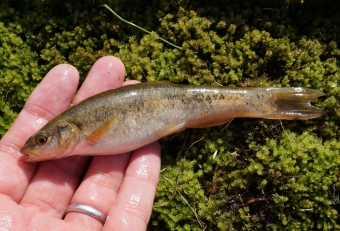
(86, 117), (115, 145)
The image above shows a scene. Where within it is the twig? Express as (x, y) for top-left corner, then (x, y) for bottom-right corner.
(154, 174), (181, 208)
(4, 57), (22, 68)
(157, 174), (207, 230)
(184, 134), (205, 159)
(279, 120), (296, 145)
(100, 4), (182, 50)
(176, 130), (191, 161)
(156, 133), (204, 207)
(217, 118), (234, 135)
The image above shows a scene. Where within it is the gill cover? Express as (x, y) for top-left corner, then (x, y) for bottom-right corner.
(20, 121), (81, 162)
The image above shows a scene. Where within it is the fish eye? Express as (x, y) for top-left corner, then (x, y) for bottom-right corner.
(35, 133), (48, 145)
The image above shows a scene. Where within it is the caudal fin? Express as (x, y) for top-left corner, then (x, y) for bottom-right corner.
(268, 88), (325, 120)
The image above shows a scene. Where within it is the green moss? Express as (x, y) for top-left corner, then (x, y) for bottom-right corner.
(158, 126), (340, 230)
(0, 0), (339, 230)
(0, 21), (43, 134)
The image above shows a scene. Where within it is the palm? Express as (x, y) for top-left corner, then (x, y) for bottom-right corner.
(0, 199), (76, 230)
(0, 56), (160, 231)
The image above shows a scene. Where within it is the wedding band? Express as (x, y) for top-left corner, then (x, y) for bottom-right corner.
(64, 204), (107, 224)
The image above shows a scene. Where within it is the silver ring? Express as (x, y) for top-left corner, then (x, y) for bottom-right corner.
(64, 204), (107, 224)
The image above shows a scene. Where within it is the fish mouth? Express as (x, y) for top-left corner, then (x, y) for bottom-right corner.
(24, 154), (32, 161)
(18, 152), (34, 162)
(20, 152), (33, 162)
(23, 154), (42, 162)
(20, 148), (39, 162)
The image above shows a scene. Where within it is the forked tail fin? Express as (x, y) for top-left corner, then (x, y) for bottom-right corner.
(267, 87), (326, 120)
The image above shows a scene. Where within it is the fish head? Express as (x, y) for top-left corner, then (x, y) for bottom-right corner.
(20, 121), (81, 162)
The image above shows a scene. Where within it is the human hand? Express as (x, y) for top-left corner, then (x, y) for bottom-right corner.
(0, 56), (161, 230)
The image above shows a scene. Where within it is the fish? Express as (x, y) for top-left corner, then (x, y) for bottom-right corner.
(20, 82), (325, 162)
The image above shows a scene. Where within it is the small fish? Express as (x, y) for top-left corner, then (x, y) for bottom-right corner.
(20, 82), (325, 162)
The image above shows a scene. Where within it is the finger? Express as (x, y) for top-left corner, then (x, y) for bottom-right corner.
(20, 56), (126, 219)
(63, 153), (131, 229)
(103, 142), (161, 231)
(0, 64), (79, 202)
(73, 56), (126, 103)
